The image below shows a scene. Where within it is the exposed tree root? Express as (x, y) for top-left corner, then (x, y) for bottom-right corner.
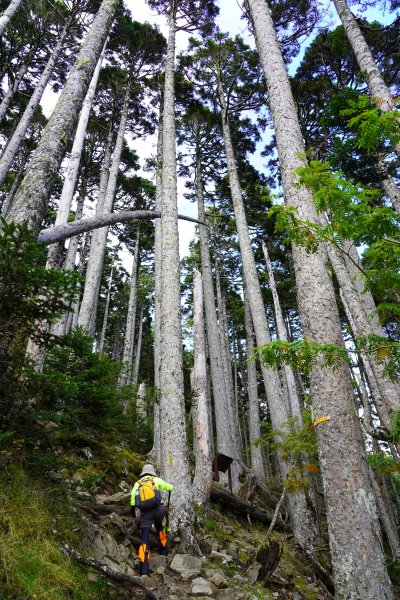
(64, 545), (159, 600)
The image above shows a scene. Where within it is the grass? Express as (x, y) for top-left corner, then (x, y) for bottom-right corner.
(0, 467), (111, 600)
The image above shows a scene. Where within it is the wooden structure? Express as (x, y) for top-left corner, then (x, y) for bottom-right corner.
(212, 453), (234, 493)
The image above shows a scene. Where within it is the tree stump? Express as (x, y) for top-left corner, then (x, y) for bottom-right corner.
(256, 540), (282, 582)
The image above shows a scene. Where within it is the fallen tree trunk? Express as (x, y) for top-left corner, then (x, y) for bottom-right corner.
(38, 210), (203, 245)
(64, 545), (159, 600)
(210, 483), (291, 532)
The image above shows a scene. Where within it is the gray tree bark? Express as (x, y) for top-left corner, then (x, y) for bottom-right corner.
(247, 0), (393, 595)
(262, 242), (302, 420)
(119, 230), (140, 386)
(6, 0), (119, 230)
(136, 381), (147, 422)
(78, 82), (130, 334)
(98, 261), (114, 353)
(217, 81), (319, 550)
(332, 0), (400, 157)
(0, 20), (71, 188)
(158, 10), (193, 533)
(326, 241), (400, 426)
(192, 270), (213, 505)
(1, 150), (27, 217)
(382, 175), (400, 215)
(0, 0), (23, 36)
(151, 108), (163, 469)
(243, 286), (266, 479)
(196, 157), (239, 487)
(0, 61), (29, 123)
(51, 187), (86, 337)
(215, 262), (242, 459)
(46, 44), (106, 269)
(132, 306), (144, 387)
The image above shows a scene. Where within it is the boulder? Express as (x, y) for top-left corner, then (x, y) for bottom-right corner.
(95, 491), (130, 505)
(210, 550), (233, 563)
(191, 577), (213, 596)
(245, 562), (261, 582)
(81, 517), (133, 575)
(170, 554), (202, 576)
(208, 572), (228, 588)
(150, 554), (167, 575)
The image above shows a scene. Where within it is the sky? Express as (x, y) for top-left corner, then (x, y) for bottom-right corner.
(40, 0), (396, 270)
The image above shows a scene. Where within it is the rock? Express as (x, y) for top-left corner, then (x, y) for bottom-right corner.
(87, 571), (99, 582)
(221, 525), (235, 536)
(72, 471), (85, 484)
(95, 491), (130, 505)
(226, 543), (239, 559)
(208, 573), (228, 588)
(81, 517), (134, 575)
(181, 571), (199, 581)
(204, 535), (220, 551)
(204, 568), (225, 578)
(233, 573), (247, 582)
(191, 577), (213, 596)
(150, 555), (167, 575)
(82, 447), (93, 459)
(245, 562), (261, 582)
(215, 590), (233, 600)
(210, 550), (233, 563)
(38, 419), (58, 430)
(170, 554), (202, 576)
(169, 586), (190, 599)
(292, 594), (301, 600)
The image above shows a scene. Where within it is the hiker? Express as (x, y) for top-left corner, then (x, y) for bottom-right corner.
(130, 464), (174, 576)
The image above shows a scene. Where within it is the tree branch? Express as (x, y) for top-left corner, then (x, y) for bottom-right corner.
(38, 211), (205, 245)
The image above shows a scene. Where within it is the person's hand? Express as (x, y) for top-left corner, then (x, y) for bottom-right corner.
(132, 517), (139, 529)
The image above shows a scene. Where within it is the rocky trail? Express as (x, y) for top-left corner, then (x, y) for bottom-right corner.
(70, 481), (333, 600)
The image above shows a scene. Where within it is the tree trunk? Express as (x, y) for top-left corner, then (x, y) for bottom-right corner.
(262, 242), (302, 420)
(0, 0), (23, 36)
(326, 240), (400, 425)
(51, 188), (86, 337)
(217, 81), (319, 550)
(136, 381), (147, 421)
(196, 156), (239, 489)
(0, 61), (29, 124)
(150, 107), (163, 468)
(243, 286), (266, 480)
(1, 150), (27, 217)
(247, 0), (393, 596)
(6, 0), (118, 231)
(132, 306), (144, 387)
(215, 262), (242, 461)
(382, 175), (400, 215)
(46, 44), (106, 269)
(0, 19), (71, 188)
(158, 9), (193, 533)
(119, 230), (140, 386)
(332, 0), (400, 157)
(98, 261), (114, 353)
(78, 82), (130, 334)
(192, 270), (213, 505)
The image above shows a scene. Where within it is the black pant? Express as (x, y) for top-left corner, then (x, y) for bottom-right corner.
(138, 504), (167, 575)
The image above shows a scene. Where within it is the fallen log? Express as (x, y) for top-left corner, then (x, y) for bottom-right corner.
(64, 545), (158, 600)
(210, 483), (291, 532)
